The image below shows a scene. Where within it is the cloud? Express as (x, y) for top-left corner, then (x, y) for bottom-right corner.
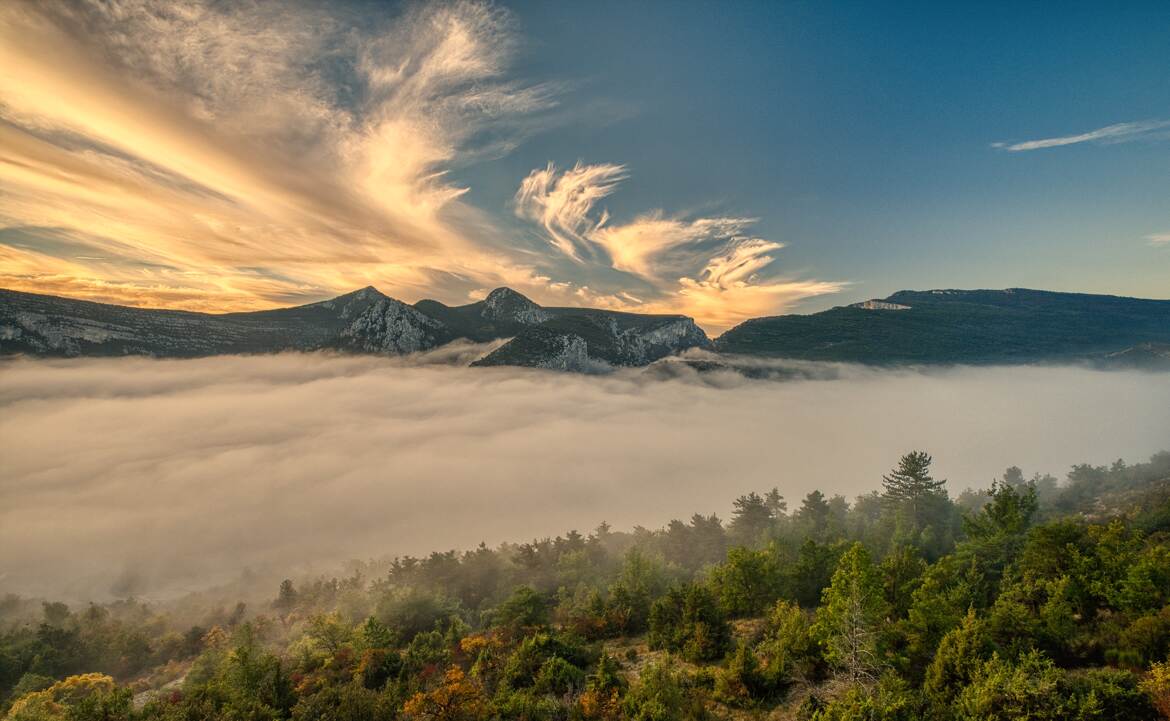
(992, 119), (1170, 152)
(514, 161), (628, 262)
(2, 354), (1167, 601)
(0, 1), (840, 333)
(515, 162), (843, 332)
(0, 0), (561, 310)
(1147, 233), (1170, 247)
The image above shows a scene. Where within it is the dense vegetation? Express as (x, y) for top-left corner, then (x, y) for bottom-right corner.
(715, 288), (1170, 365)
(3, 451), (1170, 720)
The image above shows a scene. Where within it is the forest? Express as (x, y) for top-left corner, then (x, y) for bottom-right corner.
(3, 450), (1170, 721)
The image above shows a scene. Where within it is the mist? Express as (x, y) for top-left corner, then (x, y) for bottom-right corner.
(2, 351), (1168, 602)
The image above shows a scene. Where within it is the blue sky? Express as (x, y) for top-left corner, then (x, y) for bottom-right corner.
(466, 0), (1170, 309)
(0, 0), (1166, 330)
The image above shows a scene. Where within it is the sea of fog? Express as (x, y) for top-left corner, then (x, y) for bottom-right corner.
(1, 349), (1168, 601)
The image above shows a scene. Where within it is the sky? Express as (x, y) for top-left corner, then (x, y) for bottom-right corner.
(0, 1), (1167, 334)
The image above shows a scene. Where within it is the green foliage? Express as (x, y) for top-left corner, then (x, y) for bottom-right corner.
(647, 585), (731, 663)
(791, 540), (846, 607)
(730, 491), (776, 546)
(953, 650), (1153, 721)
(622, 661), (709, 721)
(1141, 660), (1170, 721)
(373, 588), (461, 646)
(5, 449), (1170, 721)
(493, 586), (549, 631)
(708, 546), (783, 617)
(922, 610), (992, 717)
(714, 641), (776, 708)
(882, 452), (953, 556)
(814, 543), (887, 686)
(756, 600), (824, 686)
(358, 617), (394, 651)
(533, 656), (585, 696)
(809, 671), (917, 721)
(500, 633), (589, 692)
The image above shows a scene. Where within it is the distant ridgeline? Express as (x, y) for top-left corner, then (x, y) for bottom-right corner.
(2, 286), (1169, 370)
(715, 288), (1170, 368)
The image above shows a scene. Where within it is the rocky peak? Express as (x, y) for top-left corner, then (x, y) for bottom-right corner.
(337, 296), (448, 354)
(480, 287), (551, 325)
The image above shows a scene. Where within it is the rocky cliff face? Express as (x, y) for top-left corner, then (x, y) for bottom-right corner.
(0, 286), (711, 371)
(479, 287), (551, 325)
(473, 311), (711, 371)
(336, 298), (449, 354)
(610, 316), (709, 365)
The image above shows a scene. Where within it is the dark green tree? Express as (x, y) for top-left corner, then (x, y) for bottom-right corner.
(648, 584), (731, 662)
(882, 452), (947, 530)
(814, 543), (887, 687)
(730, 492), (774, 545)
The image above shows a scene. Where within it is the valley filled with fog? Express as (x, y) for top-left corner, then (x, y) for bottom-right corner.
(2, 351), (1168, 601)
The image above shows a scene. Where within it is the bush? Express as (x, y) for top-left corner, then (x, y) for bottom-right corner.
(500, 633), (589, 691)
(533, 656), (585, 696)
(713, 641), (777, 708)
(954, 650), (1154, 721)
(622, 661), (710, 721)
(808, 671), (916, 721)
(647, 584), (731, 663)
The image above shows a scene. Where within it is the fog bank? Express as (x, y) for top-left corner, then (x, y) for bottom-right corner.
(1, 353), (1168, 600)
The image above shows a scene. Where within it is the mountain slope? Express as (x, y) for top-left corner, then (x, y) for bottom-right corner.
(0, 286), (710, 369)
(0, 286), (444, 357)
(714, 288), (1170, 364)
(473, 309), (710, 371)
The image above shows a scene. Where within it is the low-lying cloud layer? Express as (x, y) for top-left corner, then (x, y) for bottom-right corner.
(2, 354), (1168, 601)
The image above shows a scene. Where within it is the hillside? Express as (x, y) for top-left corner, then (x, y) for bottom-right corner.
(715, 288), (1170, 365)
(2, 450), (1168, 720)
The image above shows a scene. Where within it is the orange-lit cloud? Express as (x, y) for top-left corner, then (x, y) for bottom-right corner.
(514, 162), (845, 332)
(0, 0), (840, 333)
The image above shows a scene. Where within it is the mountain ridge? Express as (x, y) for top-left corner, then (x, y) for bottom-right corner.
(715, 287), (1170, 365)
(3, 285), (1169, 370)
(0, 285), (710, 370)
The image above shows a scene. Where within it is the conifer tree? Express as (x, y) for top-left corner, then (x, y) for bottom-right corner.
(882, 451), (947, 534)
(815, 543), (886, 687)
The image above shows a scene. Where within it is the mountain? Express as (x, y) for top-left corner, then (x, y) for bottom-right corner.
(472, 309), (710, 371)
(0, 286), (710, 370)
(0, 286), (445, 357)
(715, 288), (1170, 365)
(1099, 342), (1170, 371)
(6, 285), (1169, 370)
(413, 288), (710, 369)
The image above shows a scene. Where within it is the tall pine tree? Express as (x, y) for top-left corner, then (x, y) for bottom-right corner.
(882, 451), (947, 537)
(814, 542), (886, 686)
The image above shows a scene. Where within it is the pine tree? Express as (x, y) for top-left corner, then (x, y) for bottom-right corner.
(882, 451), (947, 535)
(815, 543), (886, 687)
(730, 491), (774, 545)
(798, 490), (832, 538)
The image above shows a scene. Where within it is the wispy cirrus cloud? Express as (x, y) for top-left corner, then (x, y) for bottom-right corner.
(1147, 233), (1170, 247)
(515, 161), (844, 332)
(0, 0), (838, 331)
(992, 119), (1170, 152)
(0, 0), (560, 309)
